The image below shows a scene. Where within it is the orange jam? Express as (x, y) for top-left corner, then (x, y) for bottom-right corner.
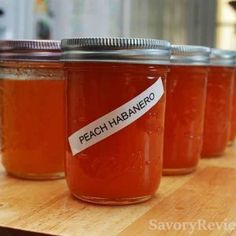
(62, 38), (170, 205)
(0, 40), (65, 179)
(229, 68), (236, 144)
(202, 66), (234, 156)
(163, 66), (208, 175)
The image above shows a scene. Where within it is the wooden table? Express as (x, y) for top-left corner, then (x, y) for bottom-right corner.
(0, 146), (236, 236)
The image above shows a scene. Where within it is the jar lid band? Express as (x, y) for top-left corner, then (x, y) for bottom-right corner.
(171, 45), (210, 65)
(61, 37), (171, 64)
(0, 40), (61, 61)
(209, 49), (235, 66)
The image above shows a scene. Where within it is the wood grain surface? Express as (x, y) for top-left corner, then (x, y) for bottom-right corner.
(0, 146), (236, 236)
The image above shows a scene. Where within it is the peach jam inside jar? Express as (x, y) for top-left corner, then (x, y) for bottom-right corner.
(202, 49), (235, 157)
(0, 40), (65, 180)
(62, 38), (171, 205)
(163, 45), (210, 175)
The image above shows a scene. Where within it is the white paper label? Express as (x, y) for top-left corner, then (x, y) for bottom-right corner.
(69, 78), (164, 156)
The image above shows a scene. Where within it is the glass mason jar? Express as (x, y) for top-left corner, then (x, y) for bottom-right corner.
(163, 45), (210, 175)
(62, 38), (170, 205)
(0, 40), (65, 179)
(229, 53), (236, 145)
(202, 49), (235, 157)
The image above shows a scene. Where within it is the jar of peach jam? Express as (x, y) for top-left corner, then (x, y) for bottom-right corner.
(163, 45), (210, 175)
(0, 40), (65, 179)
(202, 49), (235, 157)
(62, 38), (170, 205)
(229, 52), (236, 145)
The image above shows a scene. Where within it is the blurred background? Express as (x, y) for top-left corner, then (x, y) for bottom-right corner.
(0, 0), (235, 49)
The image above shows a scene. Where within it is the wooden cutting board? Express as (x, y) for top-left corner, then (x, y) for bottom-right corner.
(0, 146), (236, 236)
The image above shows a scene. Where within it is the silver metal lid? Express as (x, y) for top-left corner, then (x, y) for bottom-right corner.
(0, 40), (61, 61)
(210, 49), (235, 66)
(61, 37), (171, 64)
(171, 45), (210, 65)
